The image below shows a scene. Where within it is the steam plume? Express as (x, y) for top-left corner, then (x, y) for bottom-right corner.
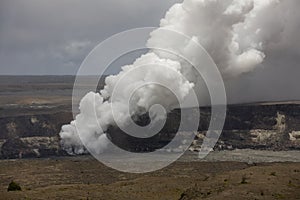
(60, 0), (297, 154)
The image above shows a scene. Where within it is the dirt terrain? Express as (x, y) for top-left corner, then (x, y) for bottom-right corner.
(0, 156), (299, 200)
(0, 76), (300, 199)
(1, 76), (300, 159)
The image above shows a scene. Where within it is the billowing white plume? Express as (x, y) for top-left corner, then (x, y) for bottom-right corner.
(60, 0), (296, 154)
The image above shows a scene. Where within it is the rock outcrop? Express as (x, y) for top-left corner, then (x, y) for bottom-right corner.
(0, 106), (71, 158)
(1, 102), (300, 159)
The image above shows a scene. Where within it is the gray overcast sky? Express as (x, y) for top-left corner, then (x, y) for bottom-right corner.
(0, 0), (181, 75)
(0, 0), (300, 103)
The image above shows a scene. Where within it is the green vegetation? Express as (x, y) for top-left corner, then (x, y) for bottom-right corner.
(272, 193), (285, 199)
(7, 181), (22, 191)
(241, 175), (248, 184)
(270, 172), (277, 176)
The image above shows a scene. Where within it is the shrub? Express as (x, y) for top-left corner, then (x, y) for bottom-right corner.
(241, 175), (248, 184)
(270, 172), (277, 176)
(7, 181), (22, 191)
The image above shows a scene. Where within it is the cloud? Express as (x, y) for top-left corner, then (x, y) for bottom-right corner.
(55, 40), (93, 67)
(0, 0), (181, 75)
(0, 0), (299, 103)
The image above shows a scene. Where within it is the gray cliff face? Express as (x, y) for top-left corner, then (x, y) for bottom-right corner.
(0, 109), (72, 159)
(108, 103), (300, 153)
(1, 103), (300, 159)
(192, 104), (300, 151)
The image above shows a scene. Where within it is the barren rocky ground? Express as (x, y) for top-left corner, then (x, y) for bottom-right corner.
(0, 156), (299, 200)
(1, 76), (300, 159)
(1, 76), (300, 199)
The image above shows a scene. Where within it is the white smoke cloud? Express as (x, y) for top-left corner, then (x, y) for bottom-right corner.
(60, 0), (299, 154)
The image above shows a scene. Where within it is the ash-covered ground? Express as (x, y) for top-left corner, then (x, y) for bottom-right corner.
(1, 154), (300, 200)
(0, 76), (300, 199)
(1, 76), (300, 159)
